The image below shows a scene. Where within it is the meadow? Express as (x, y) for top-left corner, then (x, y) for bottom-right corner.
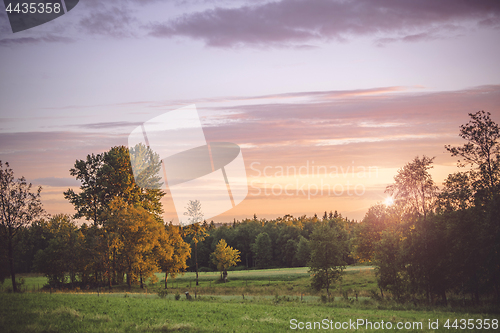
(1, 266), (499, 332)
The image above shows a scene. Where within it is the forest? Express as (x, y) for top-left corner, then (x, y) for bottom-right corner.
(0, 110), (499, 305)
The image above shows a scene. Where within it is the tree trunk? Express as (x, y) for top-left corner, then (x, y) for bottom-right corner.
(441, 290), (447, 306)
(195, 242), (199, 286)
(326, 270), (329, 301)
(165, 272), (168, 289)
(8, 236), (17, 293)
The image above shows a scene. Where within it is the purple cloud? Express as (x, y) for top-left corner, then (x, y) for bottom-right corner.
(0, 34), (73, 46)
(32, 177), (81, 187)
(148, 0), (500, 47)
(79, 6), (136, 38)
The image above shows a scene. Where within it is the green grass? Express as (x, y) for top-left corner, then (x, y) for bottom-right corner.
(153, 266), (377, 297)
(4, 266), (377, 297)
(1, 293), (499, 332)
(2, 267), (499, 332)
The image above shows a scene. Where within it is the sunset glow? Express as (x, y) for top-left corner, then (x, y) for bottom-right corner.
(1, 1), (499, 223)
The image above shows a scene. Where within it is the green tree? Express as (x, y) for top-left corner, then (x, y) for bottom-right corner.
(251, 232), (272, 268)
(443, 111), (500, 302)
(374, 226), (408, 301)
(295, 236), (310, 267)
(383, 156), (439, 303)
(64, 146), (165, 287)
(64, 146), (164, 226)
(210, 239), (241, 282)
(354, 204), (400, 263)
(445, 110), (500, 198)
(385, 155), (438, 219)
(308, 220), (348, 300)
(33, 215), (83, 288)
(0, 161), (45, 292)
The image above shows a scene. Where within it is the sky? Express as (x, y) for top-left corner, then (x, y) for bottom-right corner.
(1, 0), (499, 223)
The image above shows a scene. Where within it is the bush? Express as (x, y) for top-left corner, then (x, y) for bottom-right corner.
(157, 289), (168, 299)
(227, 265), (247, 271)
(369, 289), (382, 301)
(198, 267), (213, 272)
(174, 293), (181, 300)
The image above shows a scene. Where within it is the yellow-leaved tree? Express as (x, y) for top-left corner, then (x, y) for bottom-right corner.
(210, 239), (240, 282)
(160, 222), (191, 289)
(106, 198), (170, 289)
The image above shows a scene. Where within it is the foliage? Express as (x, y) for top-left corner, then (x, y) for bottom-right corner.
(160, 222), (191, 288)
(64, 146), (164, 226)
(356, 111), (500, 305)
(308, 220), (348, 298)
(128, 143), (163, 190)
(33, 215), (83, 287)
(445, 110), (500, 195)
(353, 204), (393, 263)
(183, 200), (204, 226)
(385, 155), (438, 219)
(183, 220), (208, 286)
(251, 232), (272, 268)
(211, 239), (241, 281)
(294, 236), (310, 267)
(0, 161), (45, 292)
(104, 198), (168, 289)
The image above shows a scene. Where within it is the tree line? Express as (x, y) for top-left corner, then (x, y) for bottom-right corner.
(355, 111), (499, 304)
(1, 110), (498, 305)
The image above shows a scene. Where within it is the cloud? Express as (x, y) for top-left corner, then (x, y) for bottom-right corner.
(32, 177), (81, 187)
(0, 34), (73, 46)
(0, 131), (125, 155)
(199, 85), (500, 169)
(76, 121), (144, 129)
(147, 0), (500, 48)
(79, 6), (136, 38)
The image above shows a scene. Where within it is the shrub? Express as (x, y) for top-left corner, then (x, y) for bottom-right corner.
(198, 267), (213, 272)
(174, 293), (181, 300)
(157, 289), (168, 299)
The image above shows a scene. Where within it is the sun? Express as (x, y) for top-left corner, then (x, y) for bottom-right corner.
(384, 197), (394, 206)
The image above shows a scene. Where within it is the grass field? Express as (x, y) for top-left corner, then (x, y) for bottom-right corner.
(1, 266), (499, 332)
(1, 293), (499, 332)
(4, 266), (378, 298)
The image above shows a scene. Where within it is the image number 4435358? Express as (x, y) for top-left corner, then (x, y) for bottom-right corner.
(3, 0), (79, 33)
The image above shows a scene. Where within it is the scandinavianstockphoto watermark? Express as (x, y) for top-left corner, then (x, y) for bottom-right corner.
(249, 161), (379, 199)
(289, 318), (424, 330)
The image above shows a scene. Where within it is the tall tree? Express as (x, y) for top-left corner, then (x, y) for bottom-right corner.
(183, 201), (207, 286)
(64, 146), (164, 226)
(384, 156), (439, 303)
(354, 204), (393, 263)
(445, 110), (500, 198)
(0, 161), (45, 292)
(105, 198), (167, 289)
(161, 222), (191, 289)
(444, 111), (500, 302)
(308, 220), (348, 300)
(33, 214), (83, 288)
(385, 155), (438, 220)
(295, 236), (311, 267)
(251, 232), (272, 268)
(210, 239), (241, 282)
